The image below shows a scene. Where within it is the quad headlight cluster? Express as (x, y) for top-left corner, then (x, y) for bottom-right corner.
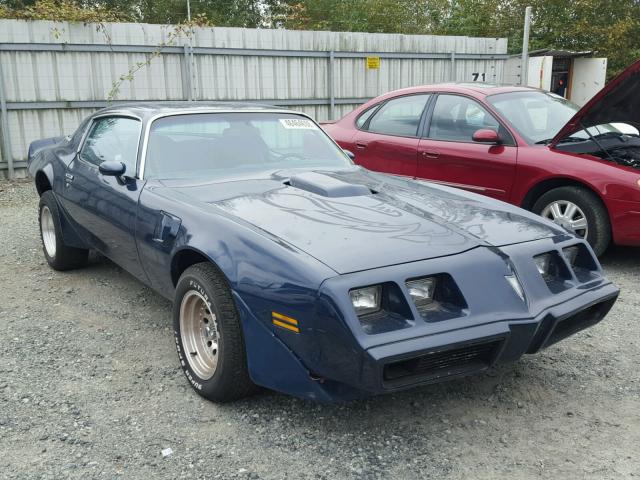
(349, 275), (467, 334)
(534, 244), (599, 292)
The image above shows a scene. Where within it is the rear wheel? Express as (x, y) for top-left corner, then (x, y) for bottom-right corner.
(173, 262), (255, 402)
(532, 186), (611, 256)
(38, 191), (88, 270)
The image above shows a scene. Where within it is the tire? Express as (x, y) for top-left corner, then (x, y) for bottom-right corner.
(531, 186), (611, 256)
(173, 262), (255, 402)
(38, 191), (89, 271)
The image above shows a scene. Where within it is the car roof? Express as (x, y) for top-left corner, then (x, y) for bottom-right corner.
(92, 102), (297, 121)
(379, 83), (540, 99)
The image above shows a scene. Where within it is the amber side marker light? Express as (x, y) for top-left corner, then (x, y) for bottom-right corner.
(272, 312), (300, 333)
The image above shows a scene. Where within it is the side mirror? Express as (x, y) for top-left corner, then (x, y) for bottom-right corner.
(472, 129), (501, 144)
(343, 149), (356, 160)
(99, 160), (126, 177)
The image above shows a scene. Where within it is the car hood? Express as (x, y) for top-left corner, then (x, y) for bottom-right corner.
(161, 168), (566, 274)
(551, 59), (640, 147)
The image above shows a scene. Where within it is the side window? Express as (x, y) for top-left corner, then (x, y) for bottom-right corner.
(79, 117), (141, 174)
(366, 95), (431, 137)
(428, 95), (501, 142)
(355, 105), (378, 129)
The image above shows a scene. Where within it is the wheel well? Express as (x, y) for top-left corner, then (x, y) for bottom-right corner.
(520, 178), (605, 211)
(35, 171), (52, 196)
(170, 249), (211, 286)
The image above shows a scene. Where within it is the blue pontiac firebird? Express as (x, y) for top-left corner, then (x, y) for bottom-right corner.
(28, 103), (619, 403)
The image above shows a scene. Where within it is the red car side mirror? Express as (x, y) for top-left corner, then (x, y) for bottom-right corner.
(472, 129), (501, 144)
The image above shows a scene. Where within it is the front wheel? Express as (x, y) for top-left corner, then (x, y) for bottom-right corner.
(173, 262), (255, 402)
(532, 186), (611, 256)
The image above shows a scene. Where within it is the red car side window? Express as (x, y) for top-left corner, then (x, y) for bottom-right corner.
(366, 94), (431, 137)
(428, 95), (500, 143)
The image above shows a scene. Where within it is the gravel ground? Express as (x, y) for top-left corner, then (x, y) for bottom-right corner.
(1, 179), (639, 480)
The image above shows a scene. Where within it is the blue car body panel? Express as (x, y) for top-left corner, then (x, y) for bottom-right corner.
(27, 103), (619, 402)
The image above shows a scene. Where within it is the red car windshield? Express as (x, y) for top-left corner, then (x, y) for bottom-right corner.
(487, 91), (637, 145)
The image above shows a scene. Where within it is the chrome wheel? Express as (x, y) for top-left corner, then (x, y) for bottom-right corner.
(40, 205), (57, 258)
(179, 290), (220, 380)
(541, 200), (588, 238)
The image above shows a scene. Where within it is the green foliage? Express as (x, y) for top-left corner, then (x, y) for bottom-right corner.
(1, 0), (639, 76)
(0, 0), (130, 22)
(278, 0), (640, 77)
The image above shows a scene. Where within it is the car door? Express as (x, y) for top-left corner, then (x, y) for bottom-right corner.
(417, 94), (517, 201)
(352, 94), (432, 177)
(59, 115), (148, 281)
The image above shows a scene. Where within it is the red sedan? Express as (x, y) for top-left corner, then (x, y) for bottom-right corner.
(322, 61), (640, 255)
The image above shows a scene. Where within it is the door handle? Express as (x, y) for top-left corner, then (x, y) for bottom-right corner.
(355, 142), (368, 150)
(421, 150), (440, 159)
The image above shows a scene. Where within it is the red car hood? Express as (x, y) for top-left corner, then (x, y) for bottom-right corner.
(551, 59), (640, 147)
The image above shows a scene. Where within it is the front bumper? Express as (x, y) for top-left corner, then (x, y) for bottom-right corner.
(365, 282), (617, 391)
(305, 238), (619, 400)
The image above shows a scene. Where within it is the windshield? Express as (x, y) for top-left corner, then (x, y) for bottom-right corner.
(144, 112), (352, 179)
(487, 91), (638, 145)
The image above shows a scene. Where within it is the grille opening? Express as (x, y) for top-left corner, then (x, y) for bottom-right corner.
(383, 340), (501, 387)
(546, 297), (616, 347)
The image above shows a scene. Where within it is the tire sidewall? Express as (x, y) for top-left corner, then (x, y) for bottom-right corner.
(39, 191), (62, 268)
(173, 272), (227, 397)
(532, 187), (610, 255)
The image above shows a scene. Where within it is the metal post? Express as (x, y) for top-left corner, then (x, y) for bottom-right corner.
(189, 42), (196, 101)
(328, 50), (335, 120)
(183, 43), (193, 101)
(186, 0), (191, 21)
(450, 51), (456, 82)
(521, 6), (532, 85)
(0, 57), (13, 179)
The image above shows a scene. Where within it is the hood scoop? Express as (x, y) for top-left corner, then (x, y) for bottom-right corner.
(288, 172), (373, 198)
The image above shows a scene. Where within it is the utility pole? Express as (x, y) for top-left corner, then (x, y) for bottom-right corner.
(521, 6), (532, 86)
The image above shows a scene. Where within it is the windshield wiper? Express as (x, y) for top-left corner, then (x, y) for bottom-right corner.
(581, 121), (618, 163)
(592, 131), (640, 141)
(536, 136), (585, 145)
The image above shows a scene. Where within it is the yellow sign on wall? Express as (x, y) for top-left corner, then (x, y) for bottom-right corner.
(366, 56), (380, 69)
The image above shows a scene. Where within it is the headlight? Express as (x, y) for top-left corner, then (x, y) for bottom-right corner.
(533, 251), (572, 293)
(562, 245), (580, 266)
(534, 253), (552, 277)
(405, 277), (436, 312)
(349, 285), (381, 316)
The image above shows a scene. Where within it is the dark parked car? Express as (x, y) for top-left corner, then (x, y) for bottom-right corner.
(28, 103), (618, 403)
(322, 60), (640, 256)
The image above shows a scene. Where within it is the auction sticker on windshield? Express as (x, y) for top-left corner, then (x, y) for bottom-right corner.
(279, 118), (317, 129)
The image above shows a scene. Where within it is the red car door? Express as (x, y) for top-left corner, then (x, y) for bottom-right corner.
(417, 94), (517, 201)
(353, 94), (432, 178)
